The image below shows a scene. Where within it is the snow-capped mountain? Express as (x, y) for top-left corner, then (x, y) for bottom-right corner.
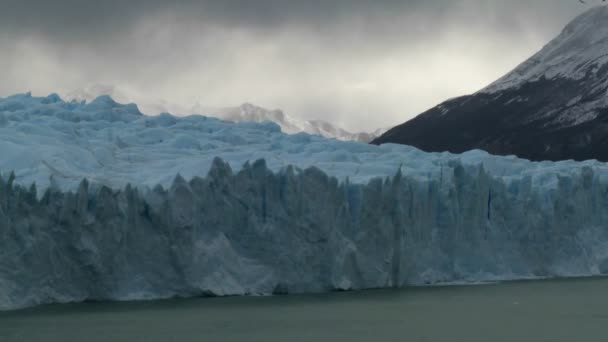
(374, 6), (608, 162)
(204, 103), (386, 142)
(63, 86), (383, 142)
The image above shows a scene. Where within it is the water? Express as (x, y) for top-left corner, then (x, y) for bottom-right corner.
(1, 277), (608, 342)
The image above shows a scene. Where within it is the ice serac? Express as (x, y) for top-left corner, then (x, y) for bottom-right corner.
(2, 93), (608, 310)
(374, 6), (608, 162)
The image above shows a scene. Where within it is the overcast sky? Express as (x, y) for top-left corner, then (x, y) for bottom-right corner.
(0, 0), (598, 131)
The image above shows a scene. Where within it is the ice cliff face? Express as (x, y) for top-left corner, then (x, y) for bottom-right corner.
(2, 93), (608, 310)
(2, 159), (608, 311)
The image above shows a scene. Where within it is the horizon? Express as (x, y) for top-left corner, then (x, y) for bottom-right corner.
(0, 1), (602, 132)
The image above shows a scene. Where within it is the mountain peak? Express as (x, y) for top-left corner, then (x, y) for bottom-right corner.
(62, 85), (383, 142)
(374, 6), (608, 162)
(237, 102), (286, 122)
(483, 5), (608, 94)
(564, 5), (608, 33)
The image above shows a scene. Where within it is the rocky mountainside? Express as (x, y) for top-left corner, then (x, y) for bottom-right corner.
(374, 6), (608, 162)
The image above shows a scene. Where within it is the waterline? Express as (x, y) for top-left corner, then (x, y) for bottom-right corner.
(1, 277), (607, 342)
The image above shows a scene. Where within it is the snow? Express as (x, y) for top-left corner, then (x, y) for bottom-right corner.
(63, 84), (383, 142)
(202, 103), (384, 142)
(473, 6), (608, 129)
(2, 92), (608, 310)
(3, 92), (607, 195)
(485, 6), (608, 91)
(482, 6), (608, 94)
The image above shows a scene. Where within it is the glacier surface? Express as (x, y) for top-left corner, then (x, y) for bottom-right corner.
(2, 93), (608, 310)
(63, 84), (385, 142)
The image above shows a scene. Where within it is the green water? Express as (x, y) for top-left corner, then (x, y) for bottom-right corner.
(1, 277), (608, 342)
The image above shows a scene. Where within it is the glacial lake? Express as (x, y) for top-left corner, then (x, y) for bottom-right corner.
(1, 277), (608, 342)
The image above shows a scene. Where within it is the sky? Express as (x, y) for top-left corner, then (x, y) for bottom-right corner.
(0, 0), (598, 132)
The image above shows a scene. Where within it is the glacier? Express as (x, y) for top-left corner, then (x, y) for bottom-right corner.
(2, 92), (608, 310)
(63, 84), (385, 142)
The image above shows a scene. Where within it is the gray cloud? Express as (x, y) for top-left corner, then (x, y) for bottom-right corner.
(0, 0), (596, 131)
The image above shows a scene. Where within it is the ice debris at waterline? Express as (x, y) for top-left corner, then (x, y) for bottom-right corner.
(2, 93), (608, 310)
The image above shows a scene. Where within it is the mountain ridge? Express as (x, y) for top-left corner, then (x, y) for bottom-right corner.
(63, 85), (385, 142)
(373, 6), (608, 162)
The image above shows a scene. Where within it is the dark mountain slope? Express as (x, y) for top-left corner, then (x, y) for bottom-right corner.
(374, 6), (608, 162)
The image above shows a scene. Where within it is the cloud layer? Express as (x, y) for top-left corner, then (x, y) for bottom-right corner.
(0, 0), (594, 131)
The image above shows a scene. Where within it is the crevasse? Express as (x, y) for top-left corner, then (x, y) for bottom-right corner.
(2, 157), (608, 311)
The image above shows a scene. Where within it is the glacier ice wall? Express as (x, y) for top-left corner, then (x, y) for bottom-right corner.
(2, 158), (608, 310)
(3, 92), (608, 310)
